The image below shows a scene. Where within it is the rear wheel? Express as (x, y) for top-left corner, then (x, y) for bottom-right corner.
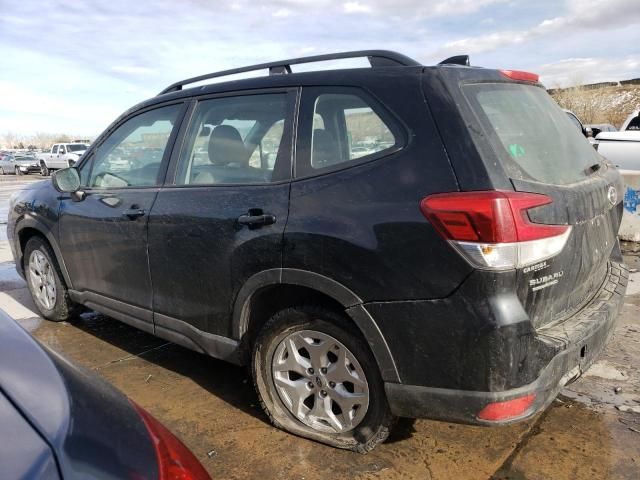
(252, 306), (395, 452)
(24, 236), (77, 322)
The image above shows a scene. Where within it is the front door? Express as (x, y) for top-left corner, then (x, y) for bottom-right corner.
(58, 103), (185, 312)
(147, 90), (296, 337)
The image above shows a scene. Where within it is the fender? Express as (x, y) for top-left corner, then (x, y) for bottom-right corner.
(232, 268), (400, 382)
(15, 214), (74, 289)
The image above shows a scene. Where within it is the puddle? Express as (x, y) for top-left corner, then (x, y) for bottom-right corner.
(494, 399), (640, 480)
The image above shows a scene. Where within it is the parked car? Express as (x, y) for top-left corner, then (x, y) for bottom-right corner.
(585, 123), (617, 138)
(0, 309), (210, 479)
(563, 109), (596, 143)
(595, 130), (640, 170)
(36, 143), (89, 176)
(591, 109), (640, 171)
(0, 153), (41, 175)
(8, 50), (627, 452)
(620, 109), (640, 131)
(0, 153), (16, 174)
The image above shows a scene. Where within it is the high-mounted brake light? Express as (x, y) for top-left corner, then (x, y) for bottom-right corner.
(420, 191), (571, 270)
(499, 69), (539, 83)
(477, 394), (536, 422)
(131, 401), (211, 480)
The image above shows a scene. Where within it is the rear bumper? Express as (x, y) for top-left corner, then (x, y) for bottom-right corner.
(384, 261), (628, 424)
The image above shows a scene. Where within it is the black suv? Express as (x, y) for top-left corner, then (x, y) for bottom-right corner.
(8, 51), (627, 452)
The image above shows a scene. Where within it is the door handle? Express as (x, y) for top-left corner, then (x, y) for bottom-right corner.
(122, 208), (146, 219)
(237, 209), (276, 228)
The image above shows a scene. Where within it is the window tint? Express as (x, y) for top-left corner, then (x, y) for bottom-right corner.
(248, 119), (284, 169)
(176, 94), (288, 185)
(52, 145), (58, 154)
(88, 104), (181, 188)
(463, 83), (600, 185)
(68, 144), (87, 152)
(77, 153), (92, 186)
(310, 93), (397, 169)
(627, 115), (640, 131)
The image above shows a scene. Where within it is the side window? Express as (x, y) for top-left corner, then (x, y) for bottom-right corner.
(88, 104), (181, 188)
(176, 93), (289, 185)
(52, 145), (59, 154)
(59, 145), (67, 155)
(310, 93), (398, 170)
(77, 152), (93, 186)
(627, 115), (640, 131)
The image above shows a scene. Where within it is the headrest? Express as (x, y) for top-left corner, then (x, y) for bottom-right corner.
(208, 125), (246, 166)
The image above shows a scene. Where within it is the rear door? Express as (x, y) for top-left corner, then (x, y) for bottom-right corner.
(58, 102), (186, 316)
(434, 74), (624, 328)
(147, 90), (296, 337)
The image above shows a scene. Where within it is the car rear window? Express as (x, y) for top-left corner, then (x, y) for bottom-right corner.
(462, 83), (601, 185)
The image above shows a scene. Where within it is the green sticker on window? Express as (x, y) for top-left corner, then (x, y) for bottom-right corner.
(509, 144), (525, 158)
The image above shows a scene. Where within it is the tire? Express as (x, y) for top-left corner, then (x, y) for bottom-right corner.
(0, 167), (4, 175)
(24, 236), (77, 322)
(15, 166), (22, 176)
(252, 306), (395, 452)
(40, 163), (49, 176)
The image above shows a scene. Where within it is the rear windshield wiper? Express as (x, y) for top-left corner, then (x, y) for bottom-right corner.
(586, 163), (601, 175)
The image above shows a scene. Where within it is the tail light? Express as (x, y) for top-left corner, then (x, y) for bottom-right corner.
(131, 401), (211, 480)
(477, 394), (536, 421)
(420, 191), (571, 270)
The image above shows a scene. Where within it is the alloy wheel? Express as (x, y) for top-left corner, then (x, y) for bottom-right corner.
(271, 329), (369, 433)
(28, 250), (57, 310)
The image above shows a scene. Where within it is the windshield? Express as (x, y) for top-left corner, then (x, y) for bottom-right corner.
(67, 144), (87, 152)
(463, 83), (601, 185)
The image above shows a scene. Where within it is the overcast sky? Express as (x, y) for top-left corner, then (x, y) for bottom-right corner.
(1, 0), (639, 136)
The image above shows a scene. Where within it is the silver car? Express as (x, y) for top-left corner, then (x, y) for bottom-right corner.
(0, 154), (41, 175)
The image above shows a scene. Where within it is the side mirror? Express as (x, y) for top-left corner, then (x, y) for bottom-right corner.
(584, 127), (593, 138)
(52, 167), (81, 193)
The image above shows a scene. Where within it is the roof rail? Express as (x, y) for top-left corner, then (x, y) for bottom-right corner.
(158, 50), (421, 95)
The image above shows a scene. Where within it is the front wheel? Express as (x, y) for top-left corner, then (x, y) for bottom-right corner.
(40, 163), (49, 176)
(24, 236), (77, 321)
(252, 306), (395, 452)
(15, 166), (22, 176)
(0, 167), (4, 175)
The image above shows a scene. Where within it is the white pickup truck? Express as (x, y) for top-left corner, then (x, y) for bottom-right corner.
(36, 143), (89, 176)
(594, 110), (640, 171)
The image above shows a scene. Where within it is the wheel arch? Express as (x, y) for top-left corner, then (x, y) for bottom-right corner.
(16, 218), (73, 289)
(233, 268), (400, 382)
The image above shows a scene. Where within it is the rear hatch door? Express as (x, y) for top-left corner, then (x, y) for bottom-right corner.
(428, 69), (624, 328)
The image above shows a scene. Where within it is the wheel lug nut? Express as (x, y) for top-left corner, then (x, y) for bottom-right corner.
(329, 381), (336, 388)
(321, 367), (327, 374)
(308, 368), (314, 375)
(320, 390), (327, 397)
(307, 382), (314, 389)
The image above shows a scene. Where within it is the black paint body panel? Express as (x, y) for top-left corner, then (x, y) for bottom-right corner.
(6, 61), (628, 424)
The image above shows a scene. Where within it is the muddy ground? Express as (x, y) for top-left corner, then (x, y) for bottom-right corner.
(1, 175), (639, 479)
